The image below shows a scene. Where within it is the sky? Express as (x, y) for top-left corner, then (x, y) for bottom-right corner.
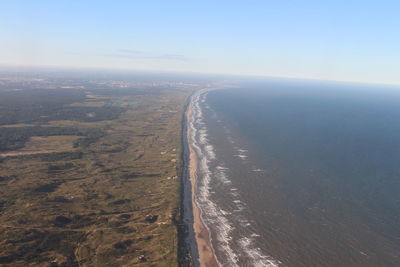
(1, 0), (400, 85)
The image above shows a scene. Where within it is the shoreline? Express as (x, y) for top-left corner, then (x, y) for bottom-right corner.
(185, 89), (220, 267)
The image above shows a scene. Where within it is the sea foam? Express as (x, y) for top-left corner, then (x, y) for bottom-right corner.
(189, 90), (280, 267)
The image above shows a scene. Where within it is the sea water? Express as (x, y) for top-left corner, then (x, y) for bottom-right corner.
(190, 79), (400, 266)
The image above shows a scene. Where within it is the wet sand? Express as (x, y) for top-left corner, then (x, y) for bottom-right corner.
(0, 150), (51, 157)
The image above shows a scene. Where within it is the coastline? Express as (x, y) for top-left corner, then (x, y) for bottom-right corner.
(185, 89), (220, 267)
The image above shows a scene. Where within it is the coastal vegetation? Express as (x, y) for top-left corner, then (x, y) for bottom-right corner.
(0, 75), (198, 266)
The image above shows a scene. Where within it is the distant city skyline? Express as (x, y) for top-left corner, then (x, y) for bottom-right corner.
(1, 0), (400, 85)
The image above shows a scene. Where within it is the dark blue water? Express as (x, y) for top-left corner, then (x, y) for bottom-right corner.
(198, 80), (400, 266)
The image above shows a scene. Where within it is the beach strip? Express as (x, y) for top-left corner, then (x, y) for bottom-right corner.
(186, 92), (219, 267)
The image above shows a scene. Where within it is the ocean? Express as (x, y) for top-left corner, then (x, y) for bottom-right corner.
(189, 79), (400, 266)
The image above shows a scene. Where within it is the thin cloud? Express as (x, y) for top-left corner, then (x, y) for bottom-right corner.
(156, 54), (188, 61)
(109, 49), (189, 62)
(118, 49), (144, 55)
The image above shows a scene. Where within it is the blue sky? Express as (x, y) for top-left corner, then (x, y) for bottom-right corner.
(1, 1), (400, 84)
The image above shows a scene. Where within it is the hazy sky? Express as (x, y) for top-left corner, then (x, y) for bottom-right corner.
(1, 1), (400, 84)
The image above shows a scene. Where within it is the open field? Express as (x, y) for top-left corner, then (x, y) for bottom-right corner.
(0, 73), (202, 266)
(0, 136), (81, 157)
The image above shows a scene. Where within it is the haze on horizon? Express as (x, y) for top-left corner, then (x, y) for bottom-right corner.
(1, 0), (400, 85)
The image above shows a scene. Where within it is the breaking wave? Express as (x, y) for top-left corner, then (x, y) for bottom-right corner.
(189, 90), (280, 267)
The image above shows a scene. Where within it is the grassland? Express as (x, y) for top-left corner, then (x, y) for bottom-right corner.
(0, 79), (197, 266)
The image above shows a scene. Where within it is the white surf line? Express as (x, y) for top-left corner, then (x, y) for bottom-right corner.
(189, 90), (224, 267)
(191, 88), (281, 267)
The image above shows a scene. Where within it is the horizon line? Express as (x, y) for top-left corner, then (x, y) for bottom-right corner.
(0, 63), (399, 88)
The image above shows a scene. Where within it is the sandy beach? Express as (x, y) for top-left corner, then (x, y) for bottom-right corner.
(186, 91), (220, 267)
